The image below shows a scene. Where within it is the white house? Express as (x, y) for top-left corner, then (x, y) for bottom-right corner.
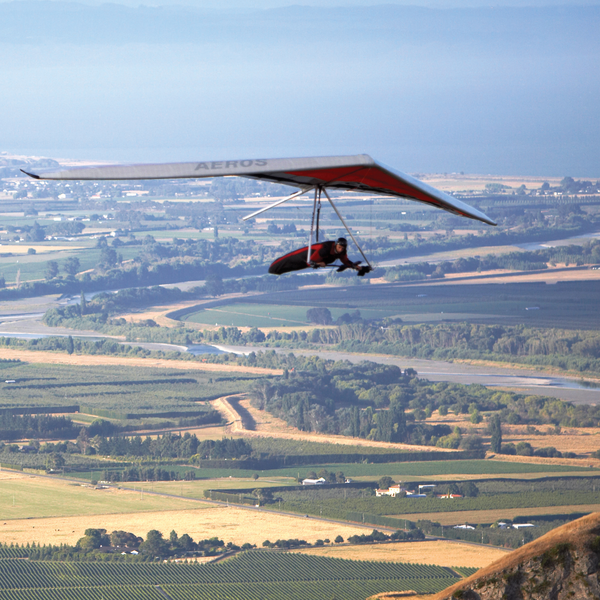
(302, 477), (327, 486)
(376, 484), (406, 497)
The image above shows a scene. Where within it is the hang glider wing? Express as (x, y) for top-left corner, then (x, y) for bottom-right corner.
(22, 154), (495, 225)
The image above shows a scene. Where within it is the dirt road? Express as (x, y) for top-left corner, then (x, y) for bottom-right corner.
(212, 394), (452, 452)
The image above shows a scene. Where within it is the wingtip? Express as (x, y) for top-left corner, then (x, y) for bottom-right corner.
(21, 169), (39, 179)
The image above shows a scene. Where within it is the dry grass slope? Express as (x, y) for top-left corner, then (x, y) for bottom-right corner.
(430, 511), (600, 600)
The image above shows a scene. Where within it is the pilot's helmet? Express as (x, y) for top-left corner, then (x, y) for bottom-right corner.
(336, 237), (348, 248)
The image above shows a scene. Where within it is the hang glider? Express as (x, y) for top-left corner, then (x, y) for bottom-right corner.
(22, 154), (496, 226)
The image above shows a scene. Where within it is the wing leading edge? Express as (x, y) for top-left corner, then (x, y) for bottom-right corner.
(22, 154), (496, 226)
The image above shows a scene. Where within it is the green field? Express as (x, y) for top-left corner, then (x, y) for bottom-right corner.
(183, 302), (402, 328)
(0, 246), (140, 284)
(0, 475), (204, 520)
(123, 460), (591, 482)
(279, 490), (600, 519)
(216, 280), (600, 330)
(0, 551), (468, 600)
(0, 362), (257, 415)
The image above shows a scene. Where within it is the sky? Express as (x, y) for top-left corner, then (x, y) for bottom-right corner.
(1, 0), (599, 177)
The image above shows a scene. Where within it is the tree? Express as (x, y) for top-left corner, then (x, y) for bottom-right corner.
(378, 476), (394, 490)
(470, 409), (482, 424)
(139, 530), (169, 558)
(45, 260), (59, 280)
(459, 435), (484, 451)
(63, 256), (80, 276)
(252, 488), (272, 505)
(306, 307), (333, 325)
(80, 290), (87, 315)
(110, 530), (142, 548)
(334, 535), (344, 544)
(459, 481), (479, 497)
(77, 427), (89, 453)
(76, 528), (110, 552)
(169, 530), (179, 548)
(66, 335), (74, 355)
(489, 414), (502, 453)
(179, 534), (194, 551)
(205, 274), (224, 296)
(47, 452), (65, 471)
(26, 222), (45, 242)
(99, 247), (118, 269)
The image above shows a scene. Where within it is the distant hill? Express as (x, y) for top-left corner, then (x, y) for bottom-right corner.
(429, 512), (600, 600)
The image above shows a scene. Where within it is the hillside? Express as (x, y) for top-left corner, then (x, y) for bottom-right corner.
(430, 512), (600, 600)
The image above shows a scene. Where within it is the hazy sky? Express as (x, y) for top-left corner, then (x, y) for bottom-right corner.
(2, 1), (599, 177)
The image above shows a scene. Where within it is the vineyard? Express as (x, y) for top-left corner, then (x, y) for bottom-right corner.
(0, 551), (471, 599)
(276, 490), (600, 518)
(0, 363), (256, 415)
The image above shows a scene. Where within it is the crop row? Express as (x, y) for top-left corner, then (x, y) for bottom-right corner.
(0, 546), (28, 558)
(0, 578), (459, 600)
(0, 553), (457, 588)
(280, 490), (600, 518)
(163, 578), (459, 599)
(0, 586), (163, 600)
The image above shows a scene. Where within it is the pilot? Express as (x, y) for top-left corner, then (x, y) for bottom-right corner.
(269, 237), (371, 276)
(309, 238), (357, 270)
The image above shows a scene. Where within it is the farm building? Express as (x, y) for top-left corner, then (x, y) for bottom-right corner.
(375, 484), (406, 498)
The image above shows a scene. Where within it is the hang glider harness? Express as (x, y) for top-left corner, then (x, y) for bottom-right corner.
(306, 187), (372, 274)
(241, 182), (373, 276)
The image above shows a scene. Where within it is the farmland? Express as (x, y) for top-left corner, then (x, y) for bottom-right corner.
(0, 361), (264, 416)
(191, 279), (600, 330)
(277, 491), (600, 520)
(0, 552), (470, 600)
(182, 302), (400, 328)
(292, 539), (510, 568)
(0, 501), (370, 547)
(0, 472), (201, 521)
(3, 164), (600, 598)
(387, 505), (600, 526)
(65, 458), (595, 485)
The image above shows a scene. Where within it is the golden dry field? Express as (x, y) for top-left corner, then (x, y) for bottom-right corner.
(1, 504), (369, 547)
(425, 412), (600, 462)
(424, 267), (600, 286)
(421, 173), (562, 192)
(292, 539), (510, 569)
(0, 348), (281, 375)
(503, 426), (600, 456)
(0, 244), (85, 253)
